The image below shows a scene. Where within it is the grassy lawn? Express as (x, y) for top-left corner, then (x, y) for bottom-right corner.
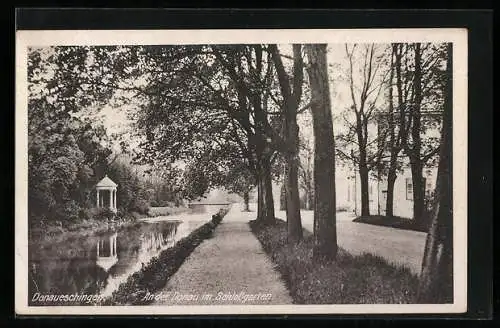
(249, 219), (419, 304)
(353, 215), (428, 233)
(101, 208), (229, 305)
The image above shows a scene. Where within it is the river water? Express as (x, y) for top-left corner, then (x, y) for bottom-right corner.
(28, 205), (226, 306)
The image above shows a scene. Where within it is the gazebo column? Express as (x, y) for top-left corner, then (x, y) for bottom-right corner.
(96, 189), (100, 207)
(108, 189), (112, 210)
(109, 236), (113, 256)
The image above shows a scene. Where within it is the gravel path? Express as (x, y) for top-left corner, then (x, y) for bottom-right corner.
(152, 205), (293, 305)
(274, 207), (426, 275)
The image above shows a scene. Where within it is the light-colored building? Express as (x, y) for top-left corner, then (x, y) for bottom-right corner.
(346, 165), (438, 219)
(345, 110), (441, 219)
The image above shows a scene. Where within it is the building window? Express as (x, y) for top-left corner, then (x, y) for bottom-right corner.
(406, 178), (413, 200)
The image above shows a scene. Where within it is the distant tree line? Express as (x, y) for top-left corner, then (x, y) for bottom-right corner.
(27, 48), (179, 226)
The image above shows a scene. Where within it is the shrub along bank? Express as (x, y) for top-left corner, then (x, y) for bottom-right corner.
(29, 204), (191, 246)
(101, 207), (229, 305)
(249, 218), (419, 304)
(29, 209), (144, 248)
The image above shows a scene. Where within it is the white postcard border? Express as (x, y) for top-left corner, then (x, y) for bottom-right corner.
(15, 28), (468, 315)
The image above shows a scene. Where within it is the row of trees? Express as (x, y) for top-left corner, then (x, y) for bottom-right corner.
(27, 42), (453, 302)
(31, 43), (333, 255)
(333, 43), (453, 302)
(336, 43), (446, 227)
(121, 44), (328, 248)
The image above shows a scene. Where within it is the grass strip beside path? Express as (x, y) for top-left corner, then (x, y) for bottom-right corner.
(101, 208), (229, 305)
(249, 218), (419, 304)
(353, 215), (428, 233)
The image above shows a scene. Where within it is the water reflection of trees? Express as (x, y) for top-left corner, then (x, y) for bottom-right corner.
(142, 223), (179, 252)
(115, 222), (179, 257)
(29, 258), (109, 306)
(29, 221), (181, 305)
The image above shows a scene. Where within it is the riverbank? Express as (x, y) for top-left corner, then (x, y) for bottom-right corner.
(148, 205), (190, 217)
(101, 207), (230, 305)
(29, 205), (192, 244)
(249, 218), (419, 304)
(28, 214), (144, 251)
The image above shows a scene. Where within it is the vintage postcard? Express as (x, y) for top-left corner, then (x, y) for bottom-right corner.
(15, 28), (467, 315)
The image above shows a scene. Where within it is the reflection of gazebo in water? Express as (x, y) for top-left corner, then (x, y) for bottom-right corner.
(96, 175), (118, 213)
(96, 232), (118, 272)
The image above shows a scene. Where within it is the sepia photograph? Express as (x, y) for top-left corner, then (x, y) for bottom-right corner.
(15, 28), (468, 315)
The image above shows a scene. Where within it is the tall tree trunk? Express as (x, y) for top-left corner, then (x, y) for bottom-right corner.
(285, 122), (303, 243)
(254, 97), (273, 224)
(260, 156), (275, 223)
(306, 44), (337, 262)
(386, 159), (397, 217)
(307, 187), (314, 211)
(385, 46), (398, 218)
(417, 42), (453, 303)
(300, 194), (307, 210)
(243, 190), (250, 212)
(280, 183), (286, 211)
(271, 44), (304, 243)
(411, 160), (426, 227)
(355, 111), (370, 217)
(256, 171), (264, 220)
(359, 162), (370, 217)
(410, 42), (426, 227)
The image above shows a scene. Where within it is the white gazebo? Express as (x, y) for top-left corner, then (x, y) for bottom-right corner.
(96, 175), (118, 213)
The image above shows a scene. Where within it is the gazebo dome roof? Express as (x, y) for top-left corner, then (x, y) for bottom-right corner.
(96, 175), (118, 188)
